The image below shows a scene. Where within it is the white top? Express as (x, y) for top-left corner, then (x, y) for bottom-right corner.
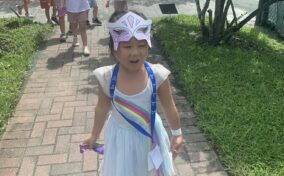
(93, 63), (171, 129)
(93, 63), (175, 176)
(66, 0), (90, 13)
(93, 63), (170, 98)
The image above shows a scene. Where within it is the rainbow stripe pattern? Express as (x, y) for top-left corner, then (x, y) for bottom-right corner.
(114, 96), (151, 133)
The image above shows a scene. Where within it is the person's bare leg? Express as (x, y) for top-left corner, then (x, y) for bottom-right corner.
(52, 6), (56, 17)
(93, 6), (98, 19)
(72, 22), (80, 46)
(79, 21), (89, 55)
(72, 22), (78, 38)
(23, 0), (30, 16)
(45, 7), (51, 22)
(79, 22), (87, 46)
(59, 16), (65, 34)
(51, 6), (59, 24)
(92, 5), (101, 25)
(58, 16), (66, 42)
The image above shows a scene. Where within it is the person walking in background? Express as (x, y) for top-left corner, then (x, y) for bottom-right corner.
(87, 0), (102, 27)
(84, 10), (183, 176)
(66, 0), (90, 56)
(16, 0), (33, 18)
(55, 0), (67, 42)
(105, 0), (128, 12)
(40, 0), (59, 24)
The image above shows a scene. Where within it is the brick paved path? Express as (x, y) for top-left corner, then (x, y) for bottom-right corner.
(0, 0), (235, 175)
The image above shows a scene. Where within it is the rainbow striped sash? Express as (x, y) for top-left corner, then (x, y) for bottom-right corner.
(110, 62), (156, 140)
(114, 96), (151, 134)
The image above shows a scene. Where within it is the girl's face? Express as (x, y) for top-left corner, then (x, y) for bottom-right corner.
(114, 37), (149, 72)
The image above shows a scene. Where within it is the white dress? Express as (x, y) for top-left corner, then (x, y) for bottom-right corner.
(93, 63), (175, 176)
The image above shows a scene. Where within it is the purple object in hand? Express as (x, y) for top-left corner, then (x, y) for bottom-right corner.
(80, 143), (104, 155)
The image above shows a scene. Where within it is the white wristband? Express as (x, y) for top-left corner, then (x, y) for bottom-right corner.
(171, 128), (182, 136)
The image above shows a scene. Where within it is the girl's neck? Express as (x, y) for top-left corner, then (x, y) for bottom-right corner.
(118, 64), (146, 78)
(116, 64), (149, 96)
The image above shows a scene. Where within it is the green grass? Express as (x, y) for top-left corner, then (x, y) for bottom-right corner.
(0, 17), (52, 132)
(153, 15), (284, 176)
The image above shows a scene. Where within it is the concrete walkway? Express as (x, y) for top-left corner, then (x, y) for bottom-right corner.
(0, 0), (259, 175)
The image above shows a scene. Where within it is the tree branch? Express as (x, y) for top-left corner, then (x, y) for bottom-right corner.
(201, 0), (211, 16)
(208, 9), (213, 39)
(230, 0), (238, 25)
(223, 0), (231, 17)
(195, 0), (211, 37)
(224, 0), (237, 29)
(195, 0), (202, 21)
(221, 0), (232, 31)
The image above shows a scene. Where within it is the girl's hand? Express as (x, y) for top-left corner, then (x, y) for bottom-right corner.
(84, 135), (97, 149)
(105, 1), (110, 8)
(170, 135), (183, 159)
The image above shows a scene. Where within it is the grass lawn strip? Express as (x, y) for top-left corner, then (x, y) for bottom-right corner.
(154, 15), (284, 175)
(0, 18), (52, 132)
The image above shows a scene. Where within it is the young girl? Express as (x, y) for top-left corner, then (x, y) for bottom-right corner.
(105, 0), (128, 12)
(66, 0), (90, 56)
(84, 11), (183, 176)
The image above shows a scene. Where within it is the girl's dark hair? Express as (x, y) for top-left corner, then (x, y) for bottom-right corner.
(108, 10), (148, 55)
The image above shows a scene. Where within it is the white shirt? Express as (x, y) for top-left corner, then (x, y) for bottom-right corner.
(66, 0), (90, 13)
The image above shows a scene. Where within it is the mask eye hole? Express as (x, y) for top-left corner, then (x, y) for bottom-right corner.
(113, 29), (125, 35)
(137, 27), (148, 33)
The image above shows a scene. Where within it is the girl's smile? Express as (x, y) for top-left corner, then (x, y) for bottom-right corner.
(129, 59), (139, 64)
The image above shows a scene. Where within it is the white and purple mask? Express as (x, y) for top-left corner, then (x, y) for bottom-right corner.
(108, 11), (152, 50)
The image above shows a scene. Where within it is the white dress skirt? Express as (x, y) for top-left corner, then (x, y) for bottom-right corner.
(94, 63), (175, 176)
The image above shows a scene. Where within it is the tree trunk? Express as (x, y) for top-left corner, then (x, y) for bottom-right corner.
(255, 0), (270, 26)
(212, 0), (225, 43)
(211, 0), (235, 45)
(195, 0), (210, 37)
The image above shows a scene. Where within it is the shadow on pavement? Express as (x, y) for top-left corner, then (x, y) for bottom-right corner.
(46, 47), (81, 70)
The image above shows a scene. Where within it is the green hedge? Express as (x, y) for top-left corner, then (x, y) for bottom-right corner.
(0, 18), (52, 131)
(154, 15), (284, 176)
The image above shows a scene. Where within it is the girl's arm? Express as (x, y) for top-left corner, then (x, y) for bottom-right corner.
(84, 84), (111, 148)
(158, 78), (183, 159)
